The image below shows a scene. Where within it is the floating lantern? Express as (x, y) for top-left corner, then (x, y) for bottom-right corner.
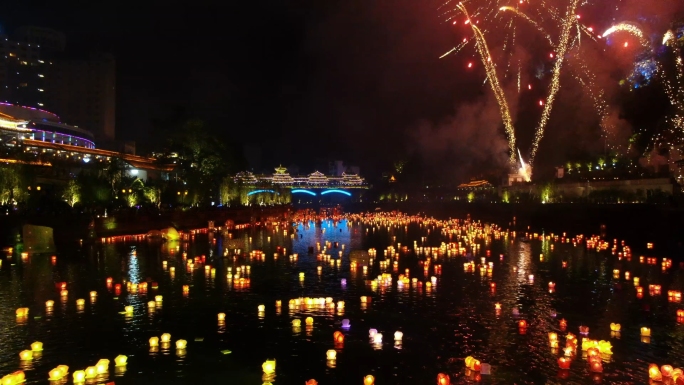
(548, 332), (559, 348)
(495, 303), (501, 310)
(373, 333), (383, 344)
(649, 364), (663, 381)
(590, 361), (603, 373)
(633, 277), (640, 286)
(437, 373), (450, 385)
(364, 375), (375, 385)
(19, 350), (32, 360)
(149, 336), (159, 347)
(360, 296), (368, 303)
(90, 291), (97, 298)
(559, 319), (567, 330)
(579, 325), (589, 335)
(218, 312), (226, 321)
(326, 350), (337, 360)
(558, 357), (571, 369)
(95, 360), (109, 374)
(292, 319), (302, 327)
(661, 365), (674, 378)
(148, 301), (156, 309)
(73, 370), (86, 383)
(262, 359), (276, 374)
(49, 367), (67, 381)
(114, 355), (127, 366)
(124, 305), (133, 314)
(15, 308), (28, 317)
(641, 327), (651, 337)
(610, 323), (621, 332)
(176, 339), (187, 349)
(258, 304), (265, 312)
(518, 320), (527, 329)
(334, 331), (345, 344)
(394, 331), (403, 341)
(155, 295), (163, 302)
(85, 366), (97, 379)
(369, 328), (378, 338)
(161, 333), (171, 343)
(60, 289), (68, 297)
(182, 285), (189, 294)
(305, 317), (314, 326)
(548, 282), (556, 289)
(306, 380), (318, 385)
(46, 300), (54, 308)
(31, 341), (43, 351)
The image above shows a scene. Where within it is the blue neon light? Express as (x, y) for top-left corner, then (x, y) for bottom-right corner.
(321, 189), (351, 197)
(291, 189), (317, 196)
(247, 189), (277, 196)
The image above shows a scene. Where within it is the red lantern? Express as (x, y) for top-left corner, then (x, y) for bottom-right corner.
(437, 373), (450, 385)
(590, 361), (603, 373)
(472, 360), (481, 372)
(579, 325), (589, 334)
(559, 319), (567, 330)
(557, 357), (571, 369)
(662, 365), (674, 378)
(518, 320), (527, 328)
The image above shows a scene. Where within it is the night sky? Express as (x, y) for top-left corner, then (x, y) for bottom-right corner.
(2, 0), (683, 179)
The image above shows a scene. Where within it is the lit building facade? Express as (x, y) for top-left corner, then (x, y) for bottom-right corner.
(0, 103), (94, 148)
(0, 35), (49, 109)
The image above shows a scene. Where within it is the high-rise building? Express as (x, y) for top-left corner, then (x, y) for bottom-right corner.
(45, 52), (116, 141)
(13, 26), (66, 53)
(0, 35), (49, 108)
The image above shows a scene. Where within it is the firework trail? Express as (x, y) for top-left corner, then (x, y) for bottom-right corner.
(499, 6), (552, 45)
(458, 2), (517, 164)
(529, 0), (580, 164)
(601, 22), (650, 48)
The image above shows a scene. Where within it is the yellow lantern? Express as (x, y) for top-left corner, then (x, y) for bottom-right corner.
(124, 305), (133, 314)
(45, 300), (54, 308)
(73, 370), (86, 383)
(176, 339), (187, 349)
(262, 359), (276, 374)
(15, 308), (28, 317)
(48, 367), (65, 381)
(60, 289), (68, 297)
(218, 313), (226, 321)
(90, 291), (97, 298)
(19, 350), (33, 360)
(161, 333), (171, 343)
(609, 323), (621, 332)
(641, 327), (651, 337)
(292, 319), (302, 327)
(305, 317), (314, 326)
(394, 331), (403, 341)
(114, 355), (128, 366)
(598, 340), (612, 354)
(147, 301), (156, 309)
(95, 359), (109, 374)
(76, 298), (85, 306)
(360, 296), (368, 303)
(155, 295), (163, 302)
(258, 305), (265, 312)
(364, 374), (375, 385)
(326, 350), (337, 360)
(85, 366), (97, 378)
(149, 336), (159, 347)
(31, 341), (43, 351)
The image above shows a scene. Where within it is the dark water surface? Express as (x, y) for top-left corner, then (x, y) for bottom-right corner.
(1, 215), (683, 384)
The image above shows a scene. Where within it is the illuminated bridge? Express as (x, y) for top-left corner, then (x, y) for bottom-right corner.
(239, 166), (367, 197)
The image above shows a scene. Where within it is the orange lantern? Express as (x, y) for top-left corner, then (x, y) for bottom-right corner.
(579, 325), (589, 334)
(589, 361), (603, 373)
(649, 364), (663, 381)
(437, 373), (450, 385)
(334, 331), (345, 344)
(678, 309), (684, 317)
(661, 365), (674, 378)
(559, 319), (567, 330)
(305, 380), (318, 385)
(518, 320), (527, 329)
(557, 357), (571, 369)
(364, 375), (375, 385)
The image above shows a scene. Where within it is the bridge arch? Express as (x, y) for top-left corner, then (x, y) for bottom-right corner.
(321, 189), (351, 197)
(291, 189), (317, 196)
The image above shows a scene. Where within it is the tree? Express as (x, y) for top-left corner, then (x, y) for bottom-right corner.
(0, 164), (26, 205)
(62, 179), (80, 207)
